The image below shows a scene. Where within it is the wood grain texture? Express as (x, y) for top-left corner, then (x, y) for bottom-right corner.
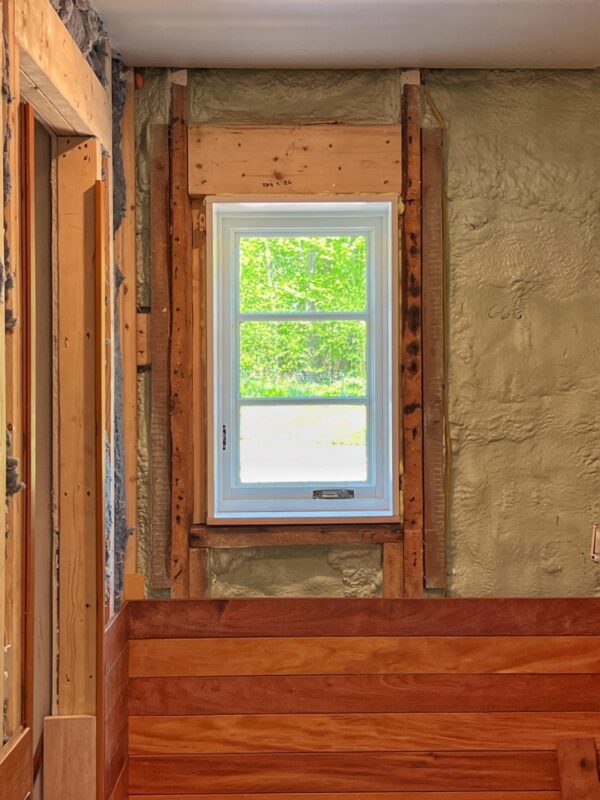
(57, 136), (101, 715)
(0, 0), (5, 737)
(127, 597), (600, 639)
(16, 0), (112, 146)
(128, 673), (600, 715)
(129, 635), (600, 677)
(191, 524), (403, 548)
(0, 728), (33, 800)
(44, 716), (95, 799)
(104, 605), (129, 799)
(128, 751), (559, 794)
(129, 711), (600, 755)
(169, 84), (193, 598)
(108, 762), (128, 800)
(133, 794), (561, 800)
(401, 83), (424, 597)
(188, 125), (402, 196)
(557, 738), (600, 800)
(421, 126), (446, 590)
(191, 202), (207, 524)
(149, 125), (171, 591)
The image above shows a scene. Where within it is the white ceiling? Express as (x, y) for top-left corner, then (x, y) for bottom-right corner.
(95, 0), (600, 69)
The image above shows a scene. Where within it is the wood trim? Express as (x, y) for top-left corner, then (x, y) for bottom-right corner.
(191, 523), (403, 548)
(169, 84), (193, 598)
(128, 597), (600, 639)
(422, 126), (446, 590)
(19, 101), (36, 732)
(188, 125), (402, 196)
(0, 727), (33, 799)
(16, 0), (112, 146)
(557, 738), (600, 800)
(44, 716), (95, 799)
(56, 136), (101, 716)
(148, 125), (171, 591)
(401, 83), (424, 597)
(130, 794), (561, 800)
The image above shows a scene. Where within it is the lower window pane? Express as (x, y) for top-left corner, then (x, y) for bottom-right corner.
(239, 405), (367, 484)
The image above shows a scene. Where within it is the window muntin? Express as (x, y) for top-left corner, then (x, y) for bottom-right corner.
(210, 200), (396, 521)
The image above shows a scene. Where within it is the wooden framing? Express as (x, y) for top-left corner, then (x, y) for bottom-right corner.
(169, 84), (193, 599)
(149, 125), (171, 591)
(0, 728), (32, 798)
(56, 136), (102, 715)
(188, 125), (402, 197)
(16, 0), (112, 147)
(422, 126), (446, 590)
(400, 83), (425, 598)
(0, 0), (5, 748)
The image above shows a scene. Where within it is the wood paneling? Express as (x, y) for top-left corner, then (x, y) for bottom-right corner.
(129, 635), (600, 677)
(188, 125), (402, 196)
(128, 597), (600, 638)
(130, 711), (600, 755)
(128, 751), (559, 794)
(105, 605), (129, 799)
(128, 673), (600, 716)
(126, 598), (600, 799)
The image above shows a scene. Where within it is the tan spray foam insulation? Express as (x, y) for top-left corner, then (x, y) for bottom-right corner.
(423, 69), (600, 596)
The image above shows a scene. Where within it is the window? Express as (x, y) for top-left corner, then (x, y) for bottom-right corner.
(208, 199), (398, 522)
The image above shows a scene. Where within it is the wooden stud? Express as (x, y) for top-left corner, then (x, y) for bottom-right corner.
(0, 0), (5, 740)
(401, 83), (424, 598)
(136, 312), (150, 367)
(169, 83), (193, 599)
(557, 738), (600, 800)
(188, 125), (402, 196)
(189, 547), (208, 599)
(115, 70), (141, 593)
(149, 125), (171, 591)
(383, 542), (404, 598)
(56, 136), (101, 716)
(191, 201), (207, 524)
(44, 715), (96, 800)
(422, 126), (446, 590)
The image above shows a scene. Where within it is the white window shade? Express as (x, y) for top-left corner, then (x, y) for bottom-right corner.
(208, 200), (398, 523)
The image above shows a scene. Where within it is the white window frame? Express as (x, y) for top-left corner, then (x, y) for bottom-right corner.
(207, 197), (399, 524)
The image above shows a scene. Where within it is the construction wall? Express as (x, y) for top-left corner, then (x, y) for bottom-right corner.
(135, 67), (600, 597)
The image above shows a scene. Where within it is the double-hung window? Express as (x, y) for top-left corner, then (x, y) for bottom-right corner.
(208, 199), (398, 522)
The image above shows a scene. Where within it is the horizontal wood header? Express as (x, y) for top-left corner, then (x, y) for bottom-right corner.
(188, 125), (402, 196)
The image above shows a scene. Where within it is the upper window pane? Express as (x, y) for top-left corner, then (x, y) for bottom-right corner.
(239, 235), (367, 313)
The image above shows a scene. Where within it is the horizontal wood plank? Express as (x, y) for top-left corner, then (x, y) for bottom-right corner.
(128, 751), (560, 794)
(129, 673), (600, 715)
(188, 125), (402, 195)
(191, 524), (402, 548)
(133, 795), (562, 800)
(557, 738), (600, 800)
(129, 636), (600, 677)
(0, 728), (32, 800)
(129, 711), (600, 755)
(128, 598), (600, 639)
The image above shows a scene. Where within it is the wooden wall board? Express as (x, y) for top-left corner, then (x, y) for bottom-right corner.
(135, 312), (149, 367)
(188, 125), (402, 196)
(16, 0), (112, 146)
(129, 635), (600, 678)
(104, 605), (129, 800)
(44, 715), (95, 800)
(132, 794), (562, 800)
(0, 0), (5, 741)
(129, 711), (600, 755)
(421, 126), (446, 590)
(56, 136), (101, 716)
(169, 84), (193, 599)
(128, 673), (600, 716)
(557, 738), (600, 800)
(128, 751), (560, 794)
(0, 727), (32, 799)
(148, 125), (171, 591)
(401, 83), (425, 597)
(127, 597), (600, 639)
